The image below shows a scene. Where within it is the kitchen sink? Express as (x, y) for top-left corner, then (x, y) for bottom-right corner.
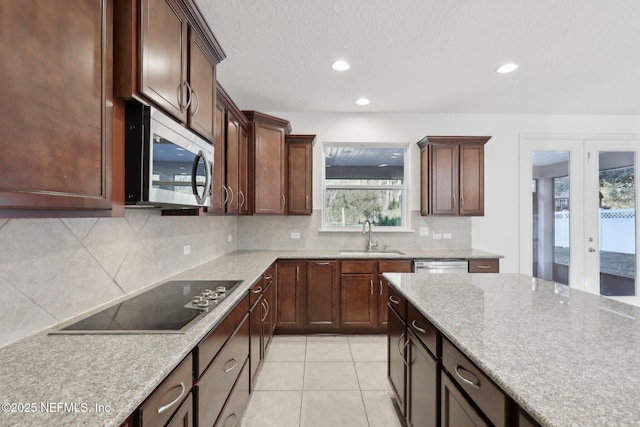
(339, 249), (405, 255)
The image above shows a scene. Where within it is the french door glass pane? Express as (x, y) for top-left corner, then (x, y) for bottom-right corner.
(532, 151), (570, 284)
(598, 152), (636, 296)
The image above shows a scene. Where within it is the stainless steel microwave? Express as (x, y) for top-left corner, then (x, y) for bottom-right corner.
(124, 100), (213, 208)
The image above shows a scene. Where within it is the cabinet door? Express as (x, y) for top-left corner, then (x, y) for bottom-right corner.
(0, 0), (114, 213)
(210, 103), (227, 213)
(238, 126), (251, 215)
(276, 261), (306, 330)
(306, 261), (339, 329)
(459, 144), (484, 216)
(341, 274), (377, 328)
(378, 275), (390, 327)
(249, 295), (262, 391)
(165, 392), (193, 427)
(441, 372), (488, 427)
(188, 29), (215, 142)
(226, 118), (240, 214)
(387, 306), (406, 416)
(430, 143), (459, 215)
(407, 331), (439, 427)
(141, 0), (188, 122)
(254, 123), (286, 214)
(287, 139), (313, 215)
(214, 359), (250, 427)
(262, 282), (275, 354)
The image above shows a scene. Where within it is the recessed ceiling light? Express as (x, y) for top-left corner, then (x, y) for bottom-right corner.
(331, 60), (351, 71)
(355, 98), (370, 106)
(496, 63), (519, 74)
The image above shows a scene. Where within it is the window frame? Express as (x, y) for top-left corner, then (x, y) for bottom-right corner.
(321, 142), (411, 232)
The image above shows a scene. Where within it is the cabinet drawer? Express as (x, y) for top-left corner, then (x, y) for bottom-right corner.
(139, 353), (193, 427)
(378, 260), (413, 273)
(197, 315), (249, 427)
(408, 304), (438, 357)
(468, 259), (499, 273)
(388, 285), (407, 320)
(214, 358), (250, 427)
(442, 338), (506, 427)
(263, 265), (275, 288)
(341, 260), (377, 274)
(197, 294), (249, 376)
(249, 277), (264, 307)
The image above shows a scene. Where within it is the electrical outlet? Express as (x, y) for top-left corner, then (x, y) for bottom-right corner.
(227, 234), (233, 242)
(291, 232), (301, 239)
(443, 233), (452, 239)
(432, 233), (442, 240)
(183, 245), (191, 255)
(419, 227), (429, 237)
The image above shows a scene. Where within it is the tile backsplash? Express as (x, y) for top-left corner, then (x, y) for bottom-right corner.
(237, 210), (470, 251)
(0, 209), (236, 348)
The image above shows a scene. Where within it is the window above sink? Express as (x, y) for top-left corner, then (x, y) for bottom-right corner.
(322, 143), (410, 232)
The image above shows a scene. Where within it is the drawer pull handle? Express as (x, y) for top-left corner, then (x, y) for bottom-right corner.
(476, 265), (493, 269)
(455, 365), (481, 390)
(379, 280), (383, 296)
(265, 274), (273, 280)
(157, 381), (185, 414)
(315, 262), (331, 266)
(389, 295), (400, 305)
(224, 412), (238, 427)
(252, 286), (263, 294)
(224, 358), (238, 373)
(411, 320), (427, 334)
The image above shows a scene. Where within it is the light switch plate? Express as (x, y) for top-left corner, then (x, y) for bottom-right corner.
(432, 233), (442, 240)
(227, 234), (233, 242)
(183, 245), (191, 255)
(419, 227), (429, 237)
(291, 232), (301, 239)
(443, 233), (452, 239)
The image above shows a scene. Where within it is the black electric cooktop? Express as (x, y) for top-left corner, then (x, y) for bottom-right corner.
(51, 280), (242, 334)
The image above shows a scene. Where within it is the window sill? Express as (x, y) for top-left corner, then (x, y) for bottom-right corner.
(319, 228), (416, 234)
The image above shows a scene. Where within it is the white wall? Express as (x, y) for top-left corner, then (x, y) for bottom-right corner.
(270, 112), (640, 273)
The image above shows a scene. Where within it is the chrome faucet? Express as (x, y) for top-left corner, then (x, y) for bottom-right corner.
(362, 219), (379, 252)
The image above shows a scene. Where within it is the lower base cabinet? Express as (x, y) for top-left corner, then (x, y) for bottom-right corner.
(387, 303), (407, 416)
(441, 373), (488, 427)
(166, 393), (194, 427)
(407, 330), (439, 427)
(214, 359), (250, 427)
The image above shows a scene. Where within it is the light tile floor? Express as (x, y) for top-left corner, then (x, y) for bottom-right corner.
(240, 335), (404, 427)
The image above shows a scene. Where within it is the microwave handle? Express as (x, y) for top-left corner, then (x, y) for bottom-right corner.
(191, 150), (211, 204)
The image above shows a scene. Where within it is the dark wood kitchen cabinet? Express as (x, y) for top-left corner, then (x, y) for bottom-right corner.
(286, 135), (315, 215)
(212, 84), (251, 215)
(340, 261), (378, 329)
(417, 136), (490, 216)
(195, 295), (249, 427)
(0, 0), (119, 216)
(306, 260), (339, 329)
(244, 111), (292, 215)
(377, 260), (413, 327)
(388, 296), (407, 417)
(114, 0), (224, 140)
(275, 260), (306, 331)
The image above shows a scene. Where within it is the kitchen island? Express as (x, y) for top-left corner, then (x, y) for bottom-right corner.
(384, 272), (640, 427)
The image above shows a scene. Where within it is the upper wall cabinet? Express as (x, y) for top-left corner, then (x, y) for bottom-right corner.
(211, 84), (251, 215)
(417, 136), (491, 216)
(114, 0), (225, 143)
(0, 0), (117, 217)
(286, 135), (315, 215)
(244, 112), (292, 215)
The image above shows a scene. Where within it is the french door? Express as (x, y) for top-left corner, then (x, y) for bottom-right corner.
(520, 136), (640, 305)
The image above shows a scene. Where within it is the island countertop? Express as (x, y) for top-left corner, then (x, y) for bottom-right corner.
(383, 272), (640, 427)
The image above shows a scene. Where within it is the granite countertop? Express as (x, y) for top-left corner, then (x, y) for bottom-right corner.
(0, 248), (500, 427)
(384, 272), (640, 427)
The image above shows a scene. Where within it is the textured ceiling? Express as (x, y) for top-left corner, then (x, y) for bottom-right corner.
(195, 0), (640, 114)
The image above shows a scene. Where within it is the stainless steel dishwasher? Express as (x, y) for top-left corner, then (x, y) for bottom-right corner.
(413, 259), (468, 273)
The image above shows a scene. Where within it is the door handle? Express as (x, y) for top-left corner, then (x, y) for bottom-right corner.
(588, 248), (597, 253)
